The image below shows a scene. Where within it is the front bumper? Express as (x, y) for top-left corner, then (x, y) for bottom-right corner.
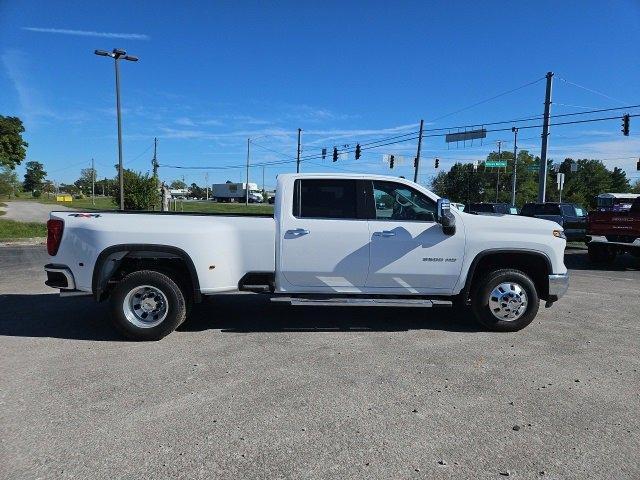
(44, 264), (76, 290)
(548, 273), (569, 302)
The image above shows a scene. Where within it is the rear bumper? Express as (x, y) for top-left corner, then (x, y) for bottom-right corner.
(44, 264), (76, 290)
(548, 273), (569, 302)
(587, 235), (640, 247)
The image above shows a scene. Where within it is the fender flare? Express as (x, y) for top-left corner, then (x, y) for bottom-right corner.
(460, 248), (552, 302)
(92, 244), (201, 302)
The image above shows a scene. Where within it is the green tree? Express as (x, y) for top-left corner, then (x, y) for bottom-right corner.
(609, 167), (631, 193)
(59, 183), (79, 195)
(170, 179), (187, 189)
(114, 169), (158, 210)
(631, 180), (640, 194)
(23, 161), (47, 192)
(42, 180), (56, 197)
(74, 167), (97, 195)
(0, 116), (28, 169)
(189, 182), (205, 198)
(0, 165), (21, 197)
(562, 159), (612, 209)
(95, 177), (116, 196)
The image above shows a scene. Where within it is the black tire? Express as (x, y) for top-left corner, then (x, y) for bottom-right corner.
(587, 244), (616, 263)
(471, 269), (539, 332)
(109, 270), (187, 341)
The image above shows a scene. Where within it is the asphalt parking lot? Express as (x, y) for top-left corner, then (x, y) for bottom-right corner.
(0, 246), (638, 479)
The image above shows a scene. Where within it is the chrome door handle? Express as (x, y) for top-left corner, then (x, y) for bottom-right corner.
(373, 231), (395, 237)
(286, 228), (310, 235)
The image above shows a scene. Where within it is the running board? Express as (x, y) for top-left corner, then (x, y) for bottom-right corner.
(271, 297), (452, 308)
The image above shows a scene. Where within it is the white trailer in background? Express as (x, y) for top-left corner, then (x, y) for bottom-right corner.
(211, 182), (262, 203)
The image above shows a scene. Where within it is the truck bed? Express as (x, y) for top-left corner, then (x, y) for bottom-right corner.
(50, 210), (276, 294)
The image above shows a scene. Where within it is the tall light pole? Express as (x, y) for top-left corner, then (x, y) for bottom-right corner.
(94, 48), (138, 210)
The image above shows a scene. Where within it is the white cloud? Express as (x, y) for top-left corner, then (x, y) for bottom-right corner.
(22, 27), (149, 40)
(1, 49), (56, 125)
(175, 117), (196, 127)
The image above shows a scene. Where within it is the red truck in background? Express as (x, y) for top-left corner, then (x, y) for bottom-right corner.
(586, 197), (640, 263)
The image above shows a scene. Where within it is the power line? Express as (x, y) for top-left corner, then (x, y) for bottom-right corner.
(428, 76), (547, 122)
(158, 112), (640, 171)
(557, 76), (629, 105)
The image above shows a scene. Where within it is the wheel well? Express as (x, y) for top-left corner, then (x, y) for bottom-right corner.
(93, 246), (201, 303)
(463, 251), (550, 302)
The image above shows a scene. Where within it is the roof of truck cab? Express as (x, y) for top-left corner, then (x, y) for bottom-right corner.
(279, 173), (421, 181)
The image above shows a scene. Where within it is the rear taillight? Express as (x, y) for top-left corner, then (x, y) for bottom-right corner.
(47, 219), (64, 256)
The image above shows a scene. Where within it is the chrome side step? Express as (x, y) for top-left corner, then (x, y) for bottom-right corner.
(270, 297), (452, 308)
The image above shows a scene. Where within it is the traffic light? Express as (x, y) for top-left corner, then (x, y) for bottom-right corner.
(637, 158), (640, 171)
(389, 155), (395, 169)
(435, 158), (440, 168)
(355, 143), (361, 160)
(622, 114), (630, 136)
(332, 147), (338, 162)
(321, 148), (327, 160)
(414, 157), (418, 168)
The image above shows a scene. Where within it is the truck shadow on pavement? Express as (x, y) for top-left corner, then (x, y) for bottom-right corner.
(0, 292), (480, 341)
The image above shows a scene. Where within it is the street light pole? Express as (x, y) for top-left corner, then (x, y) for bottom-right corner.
(94, 48), (138, 211)
(114, 57), (124, 210)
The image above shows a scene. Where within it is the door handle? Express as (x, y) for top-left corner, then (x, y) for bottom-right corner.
(373, 230), (395, 237)
(286, 228), (310, 235)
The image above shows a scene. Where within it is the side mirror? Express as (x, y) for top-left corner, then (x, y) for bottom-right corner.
(436, 198), (456, 235)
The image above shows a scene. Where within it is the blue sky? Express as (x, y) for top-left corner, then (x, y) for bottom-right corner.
(1, 0), (639, 189)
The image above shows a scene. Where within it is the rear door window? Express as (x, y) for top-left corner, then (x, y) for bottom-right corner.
(293, 179), (358, 219)
(536, 204), (561, 215)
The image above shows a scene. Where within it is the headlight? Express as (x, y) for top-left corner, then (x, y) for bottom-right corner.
(553, 229), (566, 239)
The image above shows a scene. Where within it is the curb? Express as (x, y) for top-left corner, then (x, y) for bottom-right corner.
(0, 238), (46, 247)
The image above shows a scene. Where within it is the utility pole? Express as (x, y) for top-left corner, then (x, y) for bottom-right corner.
(538, 71), (554, 203)
(152, 137), (158, 183)
(296, 128), (302, 173)
(204, 172), (209, 201)
(245, 138), (250, 206)
(91, 158), (95, 206)
(511, 127), (519, 206)
(413, 119), (424, 183)
(262, 165), (265, 195)
(495, 140), (502, 202)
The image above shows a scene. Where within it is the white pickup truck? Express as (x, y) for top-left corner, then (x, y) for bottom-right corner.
(45, 173), (569, 340)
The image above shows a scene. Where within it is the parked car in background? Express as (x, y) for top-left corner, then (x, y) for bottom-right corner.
(520, 202), (586, 241)
(596, 193), (640, 212)
(586, 197), (640, 262)
(467, 203), (519, 215)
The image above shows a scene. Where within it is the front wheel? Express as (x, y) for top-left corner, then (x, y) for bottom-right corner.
(471, 269), (539, 332)
(109, 270), (187, 341)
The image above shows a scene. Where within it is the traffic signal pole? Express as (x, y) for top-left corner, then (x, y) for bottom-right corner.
(413, 119), (424, 183)
(538, 71), (554, 203)
(296, 128), (302, 173)
(511, 127), (518, 206)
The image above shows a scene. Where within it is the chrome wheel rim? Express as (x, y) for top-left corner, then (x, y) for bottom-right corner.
(488, 282), (528, 321)
(123, 285), (168, 328)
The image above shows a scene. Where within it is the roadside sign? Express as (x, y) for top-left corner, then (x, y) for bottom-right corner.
(485, 160), (507, 168)
(445, 129), (487, 143)
(557, 172), (565, 191)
